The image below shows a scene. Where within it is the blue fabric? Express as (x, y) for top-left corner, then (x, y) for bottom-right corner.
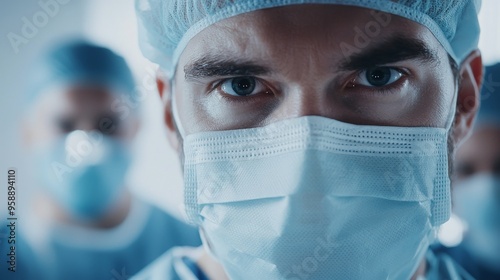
(131, 246), (206, 280)
(0, 201), (201, 280)
(182, 256), (210, 280)
(37, 135), (132, 220)
(0, 226), (42, 280)
(131, 247), (472, 280)
(432, 243), (500, 280)
(28, 41), (136, 103)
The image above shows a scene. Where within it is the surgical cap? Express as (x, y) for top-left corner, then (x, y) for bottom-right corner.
(476, 63), (500, 127)
(28, 41), (135, 102)
(135, 0), (481, 77)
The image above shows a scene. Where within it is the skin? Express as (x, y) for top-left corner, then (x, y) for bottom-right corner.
(156, 5), (483, 279)
(24, 84), (139, 229)
(452, 125), (500, 271)
(454, 125), (500, 181)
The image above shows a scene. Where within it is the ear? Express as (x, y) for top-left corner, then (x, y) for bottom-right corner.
(156, 74), (180, 152)
(452, 49), (483, 148)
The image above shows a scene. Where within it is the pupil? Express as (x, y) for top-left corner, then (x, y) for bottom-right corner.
(366, 67), (391, 87)
(231, 77), (255, 96)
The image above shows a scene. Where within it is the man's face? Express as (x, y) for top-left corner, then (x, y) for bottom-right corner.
(171, 5), (456, 139)
(455, 125), (500, 181)
(27, 84), (136, 149)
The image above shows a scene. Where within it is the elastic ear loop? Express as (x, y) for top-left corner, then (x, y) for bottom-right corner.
(445, 79), (459, 131)
(431, 78), (460, 227)
(169, 78), (201, 224)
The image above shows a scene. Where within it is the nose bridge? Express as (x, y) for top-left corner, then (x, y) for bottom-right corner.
(270, 85), (330, 121)
(76, 117), (97, 132)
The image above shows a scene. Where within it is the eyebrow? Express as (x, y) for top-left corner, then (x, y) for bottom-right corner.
(339, 35), (438, 71)
(184, 56), (271, 80)
(184, 36), (438, 80)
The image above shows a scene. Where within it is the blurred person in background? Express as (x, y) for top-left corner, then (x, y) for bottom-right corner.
(434, 63), (500, 280)
(1, 40), (200, 280)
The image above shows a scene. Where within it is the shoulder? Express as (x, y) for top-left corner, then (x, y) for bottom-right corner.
(140, 201), (202, 246)
(0, 220), (44, 279)
(426, 247), (475, 280)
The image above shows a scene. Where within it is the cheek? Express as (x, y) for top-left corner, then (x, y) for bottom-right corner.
(183, 84), (277, 134)
(32, 113), (64, 145)
(176, 82), (222, 135)
(337, 72), (455, 128)
(28, 122), (62, 151)
(407, 78), (454, 128)
(334, 80), (418, 126)
(458, 131), (500, 173)
(401, 63), (456, 128)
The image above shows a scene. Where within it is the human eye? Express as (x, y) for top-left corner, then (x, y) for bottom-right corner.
(353, 67), (405, 87)
(218, 76), (270, 97)
(455, 162), (476, 179)
(57, 117), (76, 133)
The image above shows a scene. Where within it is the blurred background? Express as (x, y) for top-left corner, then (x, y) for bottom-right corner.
(0, 0), (499, 240)
(0, 0), (187, 220)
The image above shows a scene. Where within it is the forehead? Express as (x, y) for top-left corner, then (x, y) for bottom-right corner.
(178, 4), (447, 78)
(35, 84), (120, 117)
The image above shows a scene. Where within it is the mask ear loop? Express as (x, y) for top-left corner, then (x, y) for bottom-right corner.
(199, 227), (219, 260)
(430, 76), (460, 230)
(168, 76), (200, 224)
(444, 79), (460, 131)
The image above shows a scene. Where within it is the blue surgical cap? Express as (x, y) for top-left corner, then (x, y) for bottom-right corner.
(477, 63), (500, 127)
(29, 41), (136, 102)
(135, 0), (481, 77)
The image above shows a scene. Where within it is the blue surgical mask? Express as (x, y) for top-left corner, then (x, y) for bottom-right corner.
(178, 114), (451, 279)
(37, 130), (131, 220)
(454, 174), (500, 270)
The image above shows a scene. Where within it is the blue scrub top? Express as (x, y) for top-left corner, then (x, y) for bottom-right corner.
(432, 242), (500, 280)
(0, 197), (201, 280)
(132, 246), (474, 280)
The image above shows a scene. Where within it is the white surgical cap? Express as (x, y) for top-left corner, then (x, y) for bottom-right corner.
(135, 0), (481, 77)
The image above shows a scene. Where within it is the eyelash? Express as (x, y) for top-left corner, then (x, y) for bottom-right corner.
(209, 66), (410, 99)
(210, 77), (274, 102)
(345, 67), (409, 93)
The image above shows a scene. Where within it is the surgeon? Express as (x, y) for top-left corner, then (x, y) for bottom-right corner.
(434, 63), (500, 280)
(0, 41), (201, 280)
(133, 1), (483, 279)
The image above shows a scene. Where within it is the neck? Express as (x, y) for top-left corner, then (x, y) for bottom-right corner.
(411, 258), (427, 280)
(197, 250), (229, 280)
